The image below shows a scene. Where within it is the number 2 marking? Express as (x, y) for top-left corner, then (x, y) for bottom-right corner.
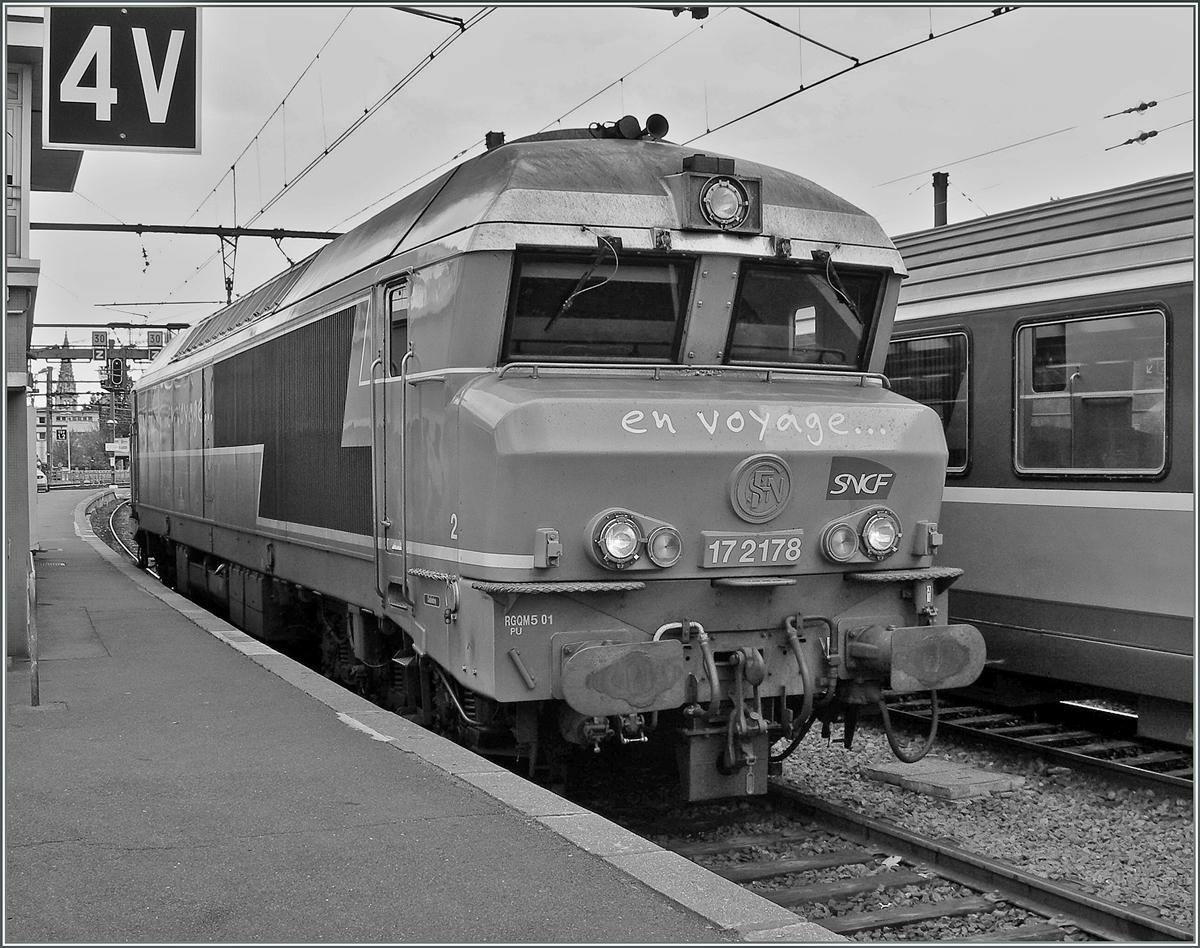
(449, 514), (459, 540)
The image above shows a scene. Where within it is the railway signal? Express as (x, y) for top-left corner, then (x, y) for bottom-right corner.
(106, 357), (124, 389)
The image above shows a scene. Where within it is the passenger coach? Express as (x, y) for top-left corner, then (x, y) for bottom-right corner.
(887, 172), (1194, 744)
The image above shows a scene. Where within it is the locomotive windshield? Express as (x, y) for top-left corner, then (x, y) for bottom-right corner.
(503, 251), (693, 363)
(725, 260), (885, 368)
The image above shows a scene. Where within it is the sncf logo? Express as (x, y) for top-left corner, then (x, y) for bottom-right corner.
(826, 457), (897, 500)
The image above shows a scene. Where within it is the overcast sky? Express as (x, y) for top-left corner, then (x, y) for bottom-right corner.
(20, 3), (1197, 387)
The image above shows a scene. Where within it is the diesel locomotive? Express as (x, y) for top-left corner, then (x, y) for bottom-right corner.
(132, 116), (986, 800)
(887, 172), (1194, 746)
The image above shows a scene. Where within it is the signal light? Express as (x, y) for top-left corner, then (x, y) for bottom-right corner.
(109, 357), (125, 387)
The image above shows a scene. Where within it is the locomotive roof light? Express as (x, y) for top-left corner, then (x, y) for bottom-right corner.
(700, 177), (751, 229)
(861, 509), (902, 559)
(595, 513), (642, 568)
(667, 155), (763, 234)
(822, 522), (859, 563)
(646, 526), (683, 568)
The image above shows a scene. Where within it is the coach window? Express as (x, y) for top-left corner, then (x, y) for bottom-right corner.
(388, 282), (409, 376)
(1016, 311), (1166, 475)
(502, 251), (693, 362)
(885, 332), (969, 472)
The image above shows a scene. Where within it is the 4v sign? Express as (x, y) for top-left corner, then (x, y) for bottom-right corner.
(43, 7), (200, 153)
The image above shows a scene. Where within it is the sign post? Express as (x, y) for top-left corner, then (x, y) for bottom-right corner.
(43, 7), (201, 153)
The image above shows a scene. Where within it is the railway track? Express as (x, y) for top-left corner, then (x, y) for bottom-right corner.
(883, 695), (1193, 790)
(634, 786), (1194, 942)
(100, 499), (1192, 940)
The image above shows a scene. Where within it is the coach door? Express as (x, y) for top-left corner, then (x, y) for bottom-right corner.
(371, 279), (411, 609)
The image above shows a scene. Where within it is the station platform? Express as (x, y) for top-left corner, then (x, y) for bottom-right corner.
(5, 488), (840, 944)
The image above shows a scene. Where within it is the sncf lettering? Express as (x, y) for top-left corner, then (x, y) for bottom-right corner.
(829, 472), (894, 496)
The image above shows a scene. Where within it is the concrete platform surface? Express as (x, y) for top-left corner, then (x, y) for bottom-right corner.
(5, 487), (842, 944)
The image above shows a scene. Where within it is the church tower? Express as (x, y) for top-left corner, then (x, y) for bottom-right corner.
(54, 331), (78, 411)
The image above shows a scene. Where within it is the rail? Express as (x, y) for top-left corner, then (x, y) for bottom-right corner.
(884, 695), (1193, 790)
(769, 783), (1195, 942)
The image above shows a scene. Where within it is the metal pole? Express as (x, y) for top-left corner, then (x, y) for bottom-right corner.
(28, 566), (39, 707)
(109, 392), (116, 486)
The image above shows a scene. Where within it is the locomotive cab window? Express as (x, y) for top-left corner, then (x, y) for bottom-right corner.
(885, 331), (969, 472)
(1016, 310), (1167, 475)
(725, 260), (883, 368)
(388, 282), (409, 377)
(502, 252), (693, 363)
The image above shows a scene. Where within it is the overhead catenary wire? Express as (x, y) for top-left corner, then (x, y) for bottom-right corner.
(740, 7), (857, 62)
(181, 9), (356, 228)
(877, 89), (1194, 187)
(245, 7), (494, 226)
(164, 8), (492, 303)
(683, 6), (1017, 145)
(537, 7), (729, 133)
(337, 8), (725, 230)
(1105, 119), (1193, 151)
(876, 124), (1080, 187)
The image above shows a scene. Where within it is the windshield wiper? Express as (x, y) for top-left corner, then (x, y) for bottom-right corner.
(544, 238), (618, 332)
(812, 249), (859, 321)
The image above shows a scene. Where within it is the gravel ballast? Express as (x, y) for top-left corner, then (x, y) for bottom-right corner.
(779, 721), (1195, 930)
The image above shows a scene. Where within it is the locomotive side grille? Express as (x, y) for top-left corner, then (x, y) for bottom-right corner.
(174, 257), (315, 361)
(213, 304), (372, 535)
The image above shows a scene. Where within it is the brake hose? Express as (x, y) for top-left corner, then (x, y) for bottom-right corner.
(877, 689), (939, 763)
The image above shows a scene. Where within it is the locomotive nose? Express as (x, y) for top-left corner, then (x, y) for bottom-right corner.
(458, 372), (949, 581)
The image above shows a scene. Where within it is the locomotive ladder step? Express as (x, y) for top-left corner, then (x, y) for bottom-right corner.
(820, 895), (1000, 934)
(763, 868), (928, 907)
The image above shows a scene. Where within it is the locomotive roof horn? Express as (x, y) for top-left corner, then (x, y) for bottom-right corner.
(592, 114), (670, 141)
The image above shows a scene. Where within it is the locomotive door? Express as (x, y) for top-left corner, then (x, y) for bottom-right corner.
(371, 279), (411, 609)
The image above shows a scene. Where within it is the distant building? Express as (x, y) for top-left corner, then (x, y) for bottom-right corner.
(6, 12), (86, 659)
(35, 407), (101, 465)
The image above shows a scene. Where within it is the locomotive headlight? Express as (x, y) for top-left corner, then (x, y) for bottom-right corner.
(822, 523), (859, 563)
(646, 526), (683, 568)
(861, 509), (902, 559)
(596, 515), (641, 567)
(700, 177), (750, 228)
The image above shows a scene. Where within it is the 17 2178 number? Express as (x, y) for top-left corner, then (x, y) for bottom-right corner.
(700, 530), (804, 568)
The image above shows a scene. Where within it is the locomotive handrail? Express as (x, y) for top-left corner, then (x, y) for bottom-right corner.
(398, 347), (415, 607)
(496, 361), (890, 388)
(369, 354), (388, 604)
